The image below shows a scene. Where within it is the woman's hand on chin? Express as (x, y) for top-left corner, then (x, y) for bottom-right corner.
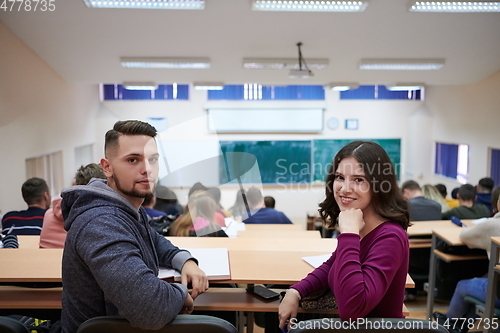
(338, 208), (364, 234)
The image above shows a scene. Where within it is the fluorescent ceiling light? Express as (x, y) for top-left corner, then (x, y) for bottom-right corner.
(252, 0), (368, 11)
(121, 57), (210, 69)
(122, 82), (158, 90)
(243, 58), (329, 70)
(409, 0), (500, 12)
(193, 82), (225, 90)
(83, 0), (205, 10)
(386, 83), (425, 91)
(359, 59), (445, 70)
(327, 82), (359, 91)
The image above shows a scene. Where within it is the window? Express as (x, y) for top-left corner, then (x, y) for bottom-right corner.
(26, 151), (64, 199)
(340, 85), (422, 100)
(490, 148), (500, 186)
(208, 84), (325, 100)
(102, 84), (189, 100)
(435, 142), (469, 183)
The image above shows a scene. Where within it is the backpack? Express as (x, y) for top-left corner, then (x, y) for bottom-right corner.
(148, 215), (177, 236)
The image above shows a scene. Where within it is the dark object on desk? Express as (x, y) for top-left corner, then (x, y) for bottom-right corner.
(288, 318), (449, 333)
(76, 314), (238, 333)
(246, 285), (280, 300)
(451, 216), (464, 227)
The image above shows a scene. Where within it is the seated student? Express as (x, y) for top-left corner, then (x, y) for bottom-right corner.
(279, 141), (410, 330)
(401, 180), (441, 221)
(243, 187), (292, 224)
(61, 120), (208, 333)
(433, 191), (500, 333)
(422, 184), (450, 213)
(208, 187), (232, 218)
(142, 193), (167, 219)
(475, 177), (495, 215)
(169, 191), (228, 237)
(264, 196), (275, 208)
(39, 163), (106, 249)
(442, 184), (491, 220)
(154, 186), (183, 217)
(2, 177), (51, 235)
(435, 183), (460, 209)
(229, 189), (249, 220)
(186, 182), (226, 227)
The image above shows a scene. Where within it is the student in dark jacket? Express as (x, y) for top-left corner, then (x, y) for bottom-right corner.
(442, 184), (491, 220)
(243, 187), (292, 224)
(61, 120), (208, 333)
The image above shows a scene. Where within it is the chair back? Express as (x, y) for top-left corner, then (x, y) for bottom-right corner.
(76, 314), (238, 333)
(288, 318), (449, 333)
(0, 316), (30, 333)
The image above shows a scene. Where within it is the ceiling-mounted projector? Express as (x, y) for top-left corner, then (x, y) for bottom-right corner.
(289, 69), (313, 78)
(290, 42), (313, 79)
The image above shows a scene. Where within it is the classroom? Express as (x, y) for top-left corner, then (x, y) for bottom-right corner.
(0, 2), (500, 331)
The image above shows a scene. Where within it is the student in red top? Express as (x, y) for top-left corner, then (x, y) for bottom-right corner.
(279, 141), (410, 330)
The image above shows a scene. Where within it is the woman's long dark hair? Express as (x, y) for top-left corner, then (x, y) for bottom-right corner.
(318, 140), (410, 231)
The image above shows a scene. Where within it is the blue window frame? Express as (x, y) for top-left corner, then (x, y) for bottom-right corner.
(490, 148), (500, 186)
(435, 142), (469, 183)
(208, 85), (325, 100)
(340, 85), (422, 100)
(102, 84), (189, 100)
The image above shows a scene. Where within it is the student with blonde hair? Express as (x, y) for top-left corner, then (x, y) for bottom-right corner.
(422, 184), (450, 213)
(169, 191), (228, 237)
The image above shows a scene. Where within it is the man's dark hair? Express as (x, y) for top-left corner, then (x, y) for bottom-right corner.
(74, 163), (106, 185)
(319, 141), (409, 231)
(491, 186), (500, 213)
(478, 177), (494, 192)
(246, 187), (263, 207)
(401, 180), (421, 192)
(451, 187), (459, 199)
(21, 177), (49, 205)
(264, 196), (275, 208)
(104, 120), (157, 158)
(458, 184), (476, 202)
(434, 184), (447, 198)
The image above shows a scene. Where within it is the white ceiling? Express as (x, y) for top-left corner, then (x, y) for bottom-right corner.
(1, 0), (500, 87)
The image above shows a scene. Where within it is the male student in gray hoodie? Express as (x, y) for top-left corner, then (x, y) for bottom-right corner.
(61, 120), (208, 333)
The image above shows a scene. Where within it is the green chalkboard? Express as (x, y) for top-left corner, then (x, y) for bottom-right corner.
(312, 139), (401, 182)
(220, 141), (311, 184)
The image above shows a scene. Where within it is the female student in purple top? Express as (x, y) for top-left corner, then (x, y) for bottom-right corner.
(279, 141), (410, 329)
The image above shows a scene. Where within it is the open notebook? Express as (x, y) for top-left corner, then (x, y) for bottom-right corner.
(158, 247), (231, 281)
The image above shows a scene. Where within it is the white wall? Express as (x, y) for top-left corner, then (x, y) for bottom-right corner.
(426, 70), (500, 195)
(2, 18), (498, 226)
(98, 88), (423, 227)
(0, 22), (100, 213)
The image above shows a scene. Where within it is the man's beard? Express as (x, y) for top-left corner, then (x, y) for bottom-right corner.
(115, 176), (155, 199)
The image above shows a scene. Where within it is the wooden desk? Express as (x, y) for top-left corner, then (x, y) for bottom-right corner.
(425, 227), (488, 320)
(407, 220), (459, 237)
(237, 230), (321, 239)
(0, 249), (62, 283)
(244, 224), (302, 231)
(167, 237), (338, 253)
(0, 248), (413, 287)
(17, 236), (41, 249)
(483, 237), (500, 333)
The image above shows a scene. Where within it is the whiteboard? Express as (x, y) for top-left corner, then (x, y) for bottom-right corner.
(208, 109), (323, 133)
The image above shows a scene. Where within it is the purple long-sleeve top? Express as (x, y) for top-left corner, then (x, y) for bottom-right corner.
(291, 221), (409, 320)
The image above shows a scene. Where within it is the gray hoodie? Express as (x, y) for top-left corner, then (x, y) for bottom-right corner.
(61, 178), (194, 333)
